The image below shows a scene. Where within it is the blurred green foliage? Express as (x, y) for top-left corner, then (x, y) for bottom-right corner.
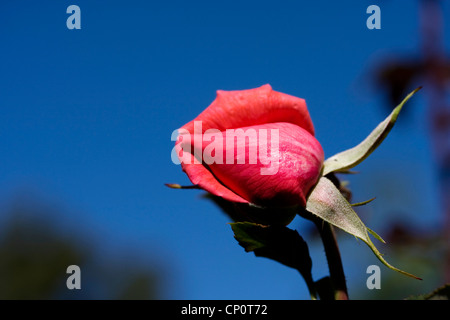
(0, 202), (162, 300)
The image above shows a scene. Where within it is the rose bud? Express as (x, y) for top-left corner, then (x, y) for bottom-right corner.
(173, 84), (324, 225)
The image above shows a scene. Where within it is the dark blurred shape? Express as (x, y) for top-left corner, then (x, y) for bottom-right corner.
(0, 200), (163, 300)
(376, 0), (450, 110)
(376, 58), (450, 109)
(376, 59), (423, 107)
(0, 214), (86, 299)
(383, 219), (445, 255)
(373, 0), (450, 284)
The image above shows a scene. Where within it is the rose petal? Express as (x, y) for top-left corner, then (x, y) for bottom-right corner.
(175, 140), (249, 203)
(182, 122), (323, 207)
(181, 84), (315, 136)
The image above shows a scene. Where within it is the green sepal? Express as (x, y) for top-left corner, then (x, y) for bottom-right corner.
(351, 197), (376, 207)
(305, 176), (421, 280)
(322, 87), (421, 176)
(164, 183), (201, 189)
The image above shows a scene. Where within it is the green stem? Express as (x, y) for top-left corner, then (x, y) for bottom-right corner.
(296, 268), (317, 300)
(314, 220), (349, 300)
(304, 274), (318, 300)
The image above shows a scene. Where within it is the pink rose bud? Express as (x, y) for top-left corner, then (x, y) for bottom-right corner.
(174, 84), (324, 210)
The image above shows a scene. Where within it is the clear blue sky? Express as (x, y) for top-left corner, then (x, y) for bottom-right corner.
(0, 1), (447, 299)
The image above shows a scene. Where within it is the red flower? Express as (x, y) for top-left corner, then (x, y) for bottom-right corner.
(174, 84), (324, 210)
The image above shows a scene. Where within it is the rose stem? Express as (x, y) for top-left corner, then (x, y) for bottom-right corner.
(303, 274), (318, 300)
(314, 220), (349, 300)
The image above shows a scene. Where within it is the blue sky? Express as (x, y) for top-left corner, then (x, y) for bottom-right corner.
(0, 1), (448, 299)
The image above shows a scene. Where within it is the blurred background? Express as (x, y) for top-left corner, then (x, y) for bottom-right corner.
(0, 0), (448, 299)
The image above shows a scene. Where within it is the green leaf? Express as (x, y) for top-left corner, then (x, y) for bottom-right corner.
(230, 222), (268, 252)
(230, 222), (312, 270)
(305, 176), (421, 280)
(230, 222), (317, 299)
(322, 87), (421, 176)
